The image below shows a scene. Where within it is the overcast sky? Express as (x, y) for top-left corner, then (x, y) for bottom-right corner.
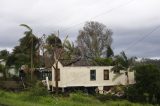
(0, 0), (160, 58)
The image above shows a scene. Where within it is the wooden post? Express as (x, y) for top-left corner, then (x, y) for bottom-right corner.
(55, 62), (59, 94)
(31, 36), (33, 80)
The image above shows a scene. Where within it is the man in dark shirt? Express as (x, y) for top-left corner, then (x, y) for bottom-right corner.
(19, 69), (26, 88)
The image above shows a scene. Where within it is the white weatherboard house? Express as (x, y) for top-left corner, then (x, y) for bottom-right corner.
(49, 59), (135, 93)
(0, 59), (17, 77)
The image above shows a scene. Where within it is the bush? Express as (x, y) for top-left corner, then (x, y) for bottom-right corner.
(29, 81), (49, 97)
(94, 58), (113, 66)
(21, 81), (49, 102)
(96, 94), (121, 102)
(126, 85), (145, 102)
(126, 64), (160, 104)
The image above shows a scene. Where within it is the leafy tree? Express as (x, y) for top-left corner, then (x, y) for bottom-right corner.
(77, 21), (113, 59)
(63, 40), (81, 59)
(138, 58), (160, 69)
(127, 65), (160, 103)
(0, 49), (9, 60)
(6, 24), (40, 71)
(20, 24), (40, 67)
(46, 33), (62, 49)
(7, 54), (30, 69)
(93, 58), (113, 66)
(45, 33), (68, 93)
(111, 51), (136, 84)
(106, 46), (114, 58)
(44, 33), (63, 67)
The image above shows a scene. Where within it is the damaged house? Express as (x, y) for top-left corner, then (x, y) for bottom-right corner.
(44, 59), (135, 93)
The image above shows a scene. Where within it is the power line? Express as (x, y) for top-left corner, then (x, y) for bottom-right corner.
(60, 0), (135, 34)
(90, 0), (135, 20)
(124, 25), (160, 52)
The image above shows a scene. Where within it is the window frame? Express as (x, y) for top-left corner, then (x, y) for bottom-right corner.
(104, 69), (109, 80)
(90, 69), (96, 81)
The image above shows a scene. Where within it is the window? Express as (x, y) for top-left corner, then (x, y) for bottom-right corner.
(104, 70), (109, 80)
(90, 70), (96, 80)
(41, 71), (52, 81)
(55, 68), (60, 81)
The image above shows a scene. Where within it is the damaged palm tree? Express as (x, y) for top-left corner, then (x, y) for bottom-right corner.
(20, 24), (40, 80)
(45, 32), (68, 94)
(111, 51), (136, 85)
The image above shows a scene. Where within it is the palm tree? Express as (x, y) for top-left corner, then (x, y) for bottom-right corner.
(111, 51), (136, 85)
(63, 40), (80, 59)
(45, 33), (68, 94)
(46, 33), (62, 48)
(20, 24), (40, 79)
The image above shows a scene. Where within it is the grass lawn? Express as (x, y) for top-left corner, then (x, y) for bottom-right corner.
(0, 90), (156, 106)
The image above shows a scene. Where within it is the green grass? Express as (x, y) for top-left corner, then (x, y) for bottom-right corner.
(0, 90), (157, 106)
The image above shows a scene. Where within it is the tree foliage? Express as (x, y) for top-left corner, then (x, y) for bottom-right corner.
(127, 64), (160, 103)
(43, 33), (63, 67)
(93, 58), (113, 66)
(0, 49), (9, 60)
(63, 40), (81, 59)
(77, 21), (113, 59)
(46, 33), (62, 49)
(111, 51), (136, 83)
(112, 51), (135, 72)
(138, 58), (160, 69)
(6, 24), (40, 68)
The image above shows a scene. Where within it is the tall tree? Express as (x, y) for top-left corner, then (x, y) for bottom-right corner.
(6, 24), (40, 75)
(45, 33), (68, 94)
(20, 24), (40, 68)
(77, 21), (113, 59)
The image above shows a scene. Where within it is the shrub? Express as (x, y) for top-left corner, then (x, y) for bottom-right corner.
(29, 81), (49, 97)
(21, 81), (49, 102)
(96, 94), (120, 102)
(70, 92), (98, 104)
(126, 64), (160, 104)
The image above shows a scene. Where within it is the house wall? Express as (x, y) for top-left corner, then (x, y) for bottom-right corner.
(51, 62), (135, 89)
(0, 73), (3, 77)
(0, 59), (5, 77)
(0, 59), (6, 66)
(8, 67), (17, 76)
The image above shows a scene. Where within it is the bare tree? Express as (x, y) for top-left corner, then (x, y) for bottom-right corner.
(77, 21), (113, 59)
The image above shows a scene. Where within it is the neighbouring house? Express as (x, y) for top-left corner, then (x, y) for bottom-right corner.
(8, 66), (17, 76)
(0, 59), (5, 77)
(46, 59), (135, 93)
(0, 59), (6, 66)
(0, 59), (17, 77)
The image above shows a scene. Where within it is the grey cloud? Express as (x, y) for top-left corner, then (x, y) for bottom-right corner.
(112, 26), (160, 58)
(0, 0), (160, 58)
